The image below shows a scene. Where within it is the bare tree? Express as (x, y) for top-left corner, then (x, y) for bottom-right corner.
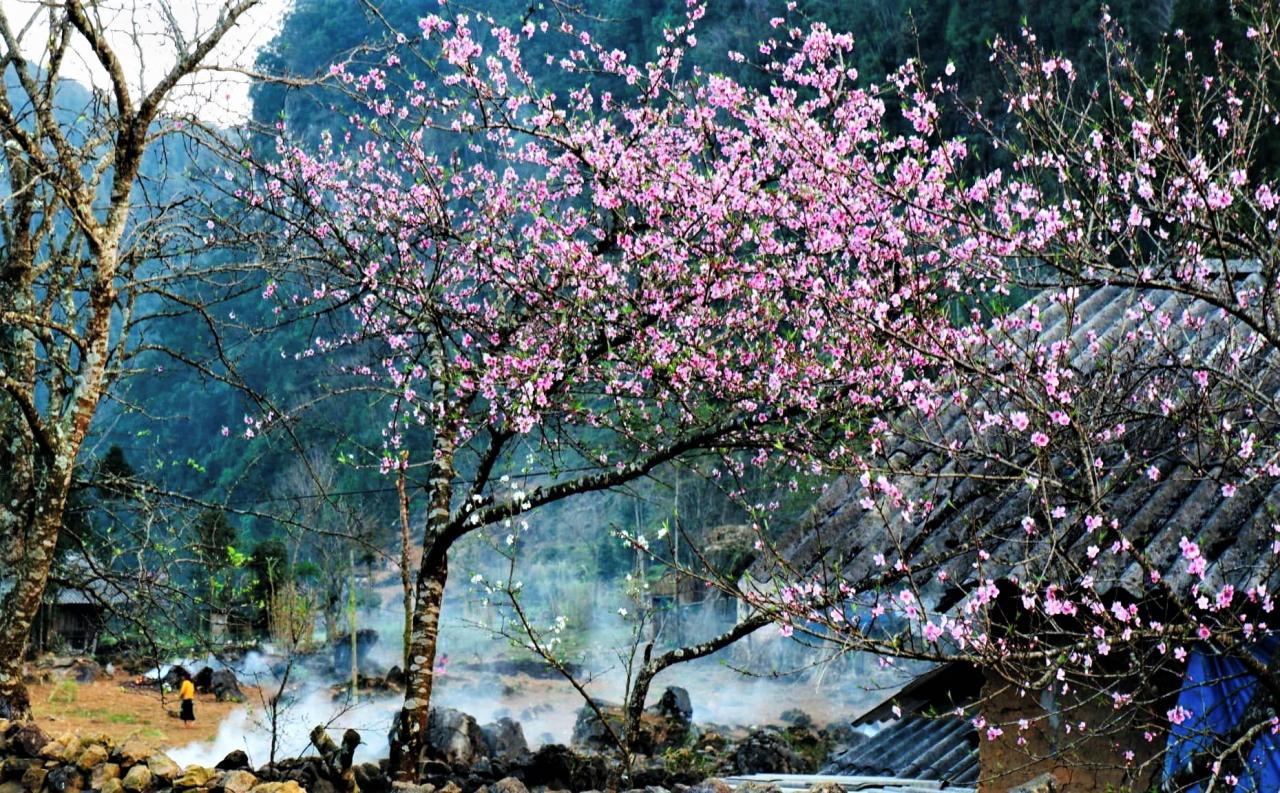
(0, 0), (260, 718)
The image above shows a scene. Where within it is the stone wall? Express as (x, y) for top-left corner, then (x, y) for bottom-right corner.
(0, 719), (292, 793)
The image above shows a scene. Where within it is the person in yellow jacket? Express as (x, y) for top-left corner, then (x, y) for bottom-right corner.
(178, 671), (196, 727)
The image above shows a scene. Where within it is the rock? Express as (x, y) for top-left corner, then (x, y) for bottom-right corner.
(418, 760), (450, 780)
(653, 687), (693, 746)
(353, 764), (388, 793)
(210, 670), (244, 703)
(427, 707), (488, 766)
(778, 709), (812, 729)
(518, 744), (608, 792)
(215, 751), (251, 772)
(248, 781), (304, 793)
(101, 780), (125, 793)
(734, 784), (781, 793)
(91, 763), (121, 788)
(491, 779), (527, 793)
(389, 784), (434, 793)
(217, 771), (258, 793)
(1, 780), (23, 793)
(40, 734), (81, 763)
(686, 780), (731, 793)
(146, 753), (180, 781)
(1008, 774), (1057, 793)
(193, 667), (215, 692)
(731, 731), (804, 775)
(175, 766), (217, 788)
(803, 784), (842, 793)
(9, 724), (50, 758)
(569, 705), (615, 751)
(385, 667), (406, 688)
(161, 665), (190, 692)
(20, 767), (47, 793)
(121, 765), (152, 793)
(115, 738), (151, 766)
(437, 783), (461, 793)
(61, 659), (102, 684)
(46, 766), (83, 793)
(480, 719), (528, 760)
(331, 629), (379, 674)
(643, 787), (670, 793)
(77, 743), (109, 770)
(655, 688), (692, 726)
(2, 758), (40, 783)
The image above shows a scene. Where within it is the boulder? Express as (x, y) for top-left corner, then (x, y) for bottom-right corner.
(91, 763), (121, 789)
(686, 780), (732, 793)
(480, 719), (528, 760)
(218, 771), (258, 793)
(778, 709), (813, 729)
(101, 780), (125, 793)
(193, 667), (215, 693)
(115, 738), (151, 766)
(570, 705), (614, 751)
(517, 744), (609, 791)
(8, 724), (50, 758)
(655, 688), (692, 726)
(121, 765), (152, 793)
(215, 751), (251, 772)
(77, 743), (110, 770)
(210, 670), (244, 703)
(354, 763), (389, 793)
(175, 766), (217, 788)
(61, 659), (102, 684)
(331, 629), (379, 674)
(490, 779), (527, 793)
(248, 781), (304, 793)
(731, 731), (805, 775)
(735, 783), (782, 793)
(1, 780), (22, 793)
(803, 784), (843, 793)
(161, 665), (190, 692)
(46, 766), (83, 793)
(20, 767), (47, 793)
(385, 667), (406, 688)
(146, 753), (181, 781)
(2, 758), (40, 783)
(39, 733), (80, 763)
(427, 707), (488, 766)
(653, 687), (693, 744)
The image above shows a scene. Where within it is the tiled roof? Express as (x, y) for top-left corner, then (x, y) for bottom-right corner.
(749, 281), (1280, 611)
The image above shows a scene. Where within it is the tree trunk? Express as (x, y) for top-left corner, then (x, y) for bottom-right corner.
(0, 474), (71, 719)
(390, 547), (449, 781)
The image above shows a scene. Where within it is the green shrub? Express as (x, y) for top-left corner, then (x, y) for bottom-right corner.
(48, 680), (79, 705)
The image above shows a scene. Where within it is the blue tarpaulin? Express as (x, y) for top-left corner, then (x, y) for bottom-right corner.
(1163, 638), (1280, 792)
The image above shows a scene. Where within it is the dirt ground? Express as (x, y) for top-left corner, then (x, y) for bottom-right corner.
(27, 671), (259, 754)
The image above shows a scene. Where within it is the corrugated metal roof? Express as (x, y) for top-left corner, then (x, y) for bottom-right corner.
(725, 771), (975, 792)
(821, 716), (979, 787)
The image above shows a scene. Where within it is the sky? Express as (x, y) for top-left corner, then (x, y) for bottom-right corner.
(1, 0), (293, 125)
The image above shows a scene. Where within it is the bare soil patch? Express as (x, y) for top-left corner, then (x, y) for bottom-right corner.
(28, 670), (259, 754)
